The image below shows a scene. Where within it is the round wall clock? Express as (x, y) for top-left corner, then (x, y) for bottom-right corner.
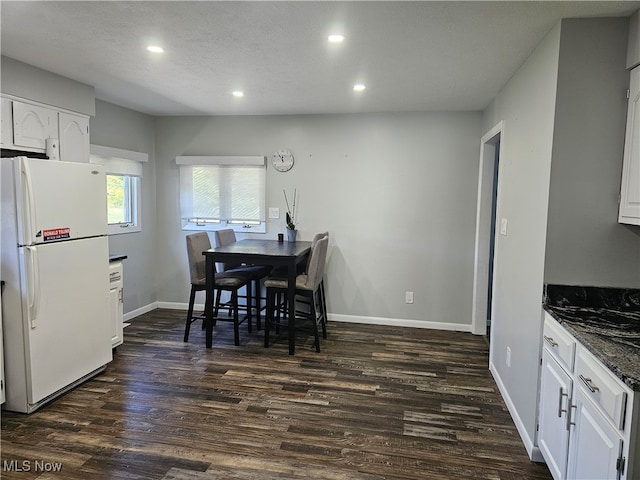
(271, 149), (294, 172)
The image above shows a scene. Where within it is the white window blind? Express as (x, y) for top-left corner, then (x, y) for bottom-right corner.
(176, 156), (266, 233)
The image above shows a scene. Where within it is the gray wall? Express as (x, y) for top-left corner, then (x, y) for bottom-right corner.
(90, 100), (158, 315)
(1, 56), (95, 115)
(482, 22), (561, 451)
(154, 112), (482, 328)
(545, 18), (640, 288)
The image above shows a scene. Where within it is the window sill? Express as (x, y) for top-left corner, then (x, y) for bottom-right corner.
(181, 223), (266, 234)
(108, 224), (142, 235)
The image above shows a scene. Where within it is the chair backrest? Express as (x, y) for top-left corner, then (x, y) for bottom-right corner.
(306, 231), (329, 273)
(302, 235), (328, 290)
(186, 232), (212, 285)
(214, 229), (237, 247)
(214, 229), (241, 271)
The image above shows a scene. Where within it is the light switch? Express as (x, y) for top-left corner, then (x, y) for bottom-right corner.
(500, 218), (508, 236)
(269, 207), (280, 219)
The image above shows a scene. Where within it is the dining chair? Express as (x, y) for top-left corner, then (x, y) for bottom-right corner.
(264, 235), (329, 352)
(213, 229), (272, 329)
(184, 232), (252, 346)
(269, 231), (329, 334)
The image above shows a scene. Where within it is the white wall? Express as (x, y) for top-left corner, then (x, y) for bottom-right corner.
(482, 23), (561, 455)
(545, 18), (640, 288)
(154, 112), (482, 329)
(90, 100), (158, 315)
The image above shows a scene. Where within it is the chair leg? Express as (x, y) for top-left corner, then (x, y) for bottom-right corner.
(320, 279), (328, 338)
(246, 281), (253, 333)
(309, 291), (320, 353)
(184, 286), (197, 342)
(254, 278), (262, 331)
(318, 286), (327, 339)
(275, 291), (282, 335)
(265, 287), (273, 347)
(213, 289), (222, 326)
(232, 290), (240, 346)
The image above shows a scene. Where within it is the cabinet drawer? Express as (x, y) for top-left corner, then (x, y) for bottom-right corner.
(543, 312), (576, 372)
(575, 347), (627, 430)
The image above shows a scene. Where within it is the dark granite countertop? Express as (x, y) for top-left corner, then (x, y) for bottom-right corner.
(109, 254), (128, 263)
(544, 285), (640, 391)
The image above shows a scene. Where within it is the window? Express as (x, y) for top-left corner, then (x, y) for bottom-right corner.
(107, 174), (140, 228)
(90, 144), (148, 235)
(177, 156), (266, 233)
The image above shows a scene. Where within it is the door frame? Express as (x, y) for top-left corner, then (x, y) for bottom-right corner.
(471, 121), (504, 336)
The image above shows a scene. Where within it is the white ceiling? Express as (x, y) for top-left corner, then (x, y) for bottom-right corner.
(1, 1), (639, 116)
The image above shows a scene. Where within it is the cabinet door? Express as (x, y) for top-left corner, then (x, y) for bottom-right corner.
(109, 285), (120, 346)
(59, 112), (90, 163)
(12, 101), (58, 150)
(539, 349), (573, 480)
(619, 66), (640, 225)
(109, 263), (124, 348)
(1, 98), (13, 148)
(567, 386), (624, 480)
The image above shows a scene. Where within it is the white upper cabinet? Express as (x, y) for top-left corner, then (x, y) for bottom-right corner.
(1, 96), (91, 162)
(12, 100), (58, 151)
(59, 112), (90, 163)
(619, 66), (640, 225)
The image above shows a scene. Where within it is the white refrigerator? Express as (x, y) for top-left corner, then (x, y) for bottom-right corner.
(1, 156), (112, 413)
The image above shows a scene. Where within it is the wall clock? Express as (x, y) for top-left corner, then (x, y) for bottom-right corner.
(271, 149), (294, 172)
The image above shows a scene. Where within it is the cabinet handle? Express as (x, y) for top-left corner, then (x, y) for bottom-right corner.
(544, 335), (558, 347)
(566, 402), (577, 431)
(579, 374), (600, 393)
(557, 387), (568, 418)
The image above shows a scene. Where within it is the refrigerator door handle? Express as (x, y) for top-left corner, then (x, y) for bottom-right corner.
(25, 246), (40, 328)
(21, 158), (37, 244)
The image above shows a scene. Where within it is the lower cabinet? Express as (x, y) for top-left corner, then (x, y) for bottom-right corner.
(109, 261), (124, 348)
(538, 312), (636, 480)
(539, 349), (573, 480)
(567, 386), (623, 480)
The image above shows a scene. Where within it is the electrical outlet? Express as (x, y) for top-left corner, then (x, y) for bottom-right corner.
(506, 346), (512, 367)
(268, 207), (280, 219)
(405, 291), (414, 304)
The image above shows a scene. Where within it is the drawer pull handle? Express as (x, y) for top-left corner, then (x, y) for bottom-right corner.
(544, 335), (558, 347)
(558, 387), (568, 418)
(579, 374), (599, 393)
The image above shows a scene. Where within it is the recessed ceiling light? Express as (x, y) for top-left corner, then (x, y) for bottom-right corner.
(328, 34), (345, 43)
(353, 84), (366, 92)
(146, 45), (164, 53)
(232, 91), (244, 98)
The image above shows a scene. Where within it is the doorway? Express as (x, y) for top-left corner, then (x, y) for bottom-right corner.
(471, 122), (503, 341)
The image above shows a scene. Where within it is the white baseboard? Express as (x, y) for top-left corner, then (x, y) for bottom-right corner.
(123, 302), (158, 322)
(132, 304), (472, 333)
(329, 313), (472, 332)
(489, 361), (545, 463)
(156, 301), (198, 311)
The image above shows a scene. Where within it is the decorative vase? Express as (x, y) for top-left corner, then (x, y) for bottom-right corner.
(286, 229), (298, 242)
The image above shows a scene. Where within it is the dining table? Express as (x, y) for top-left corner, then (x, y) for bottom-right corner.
(202, 238), (312, 355)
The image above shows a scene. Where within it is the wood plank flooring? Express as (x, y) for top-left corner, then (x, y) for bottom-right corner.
(1, 309), (552, 479)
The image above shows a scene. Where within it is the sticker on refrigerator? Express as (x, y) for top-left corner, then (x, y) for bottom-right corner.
(42, 228), (70, 242)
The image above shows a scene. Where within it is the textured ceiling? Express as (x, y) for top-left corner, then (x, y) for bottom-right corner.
(1, 1), (639, 116)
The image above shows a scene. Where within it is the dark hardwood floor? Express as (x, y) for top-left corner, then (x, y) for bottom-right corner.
(1, 309), (552, 479)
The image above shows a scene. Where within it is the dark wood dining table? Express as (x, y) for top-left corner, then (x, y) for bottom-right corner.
(202, 239), (312, 354)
